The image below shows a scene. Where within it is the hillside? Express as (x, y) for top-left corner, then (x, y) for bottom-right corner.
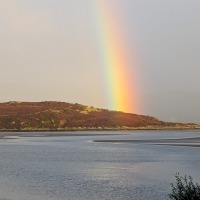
(0, 101), (197, 131)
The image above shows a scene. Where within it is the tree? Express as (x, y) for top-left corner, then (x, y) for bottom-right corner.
(169, 173), (200, 200)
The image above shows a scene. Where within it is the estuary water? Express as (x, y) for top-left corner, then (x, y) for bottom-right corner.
(0, 130), (200, 200)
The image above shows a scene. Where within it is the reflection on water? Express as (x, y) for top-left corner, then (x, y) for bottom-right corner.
(0, 131), (199, 200)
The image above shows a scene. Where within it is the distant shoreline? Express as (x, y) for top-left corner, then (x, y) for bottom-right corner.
(0, 127), (200, 133)
(0, 128), (199, 140)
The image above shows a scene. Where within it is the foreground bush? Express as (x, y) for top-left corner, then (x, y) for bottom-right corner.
(168, 173), (200, 200)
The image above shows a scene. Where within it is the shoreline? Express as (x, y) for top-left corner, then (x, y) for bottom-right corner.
(0, 127), (200, 133)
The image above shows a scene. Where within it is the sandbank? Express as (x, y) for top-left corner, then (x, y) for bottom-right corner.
(0, 131), (119, 139)
(94, 137), (200, 147)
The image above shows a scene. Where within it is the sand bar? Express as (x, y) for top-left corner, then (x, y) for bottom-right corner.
(94, 137), (200, 147)
(0, 132), (120, 139)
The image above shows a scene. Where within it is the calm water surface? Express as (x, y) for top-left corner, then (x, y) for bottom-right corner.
(0, 130), (200, 200)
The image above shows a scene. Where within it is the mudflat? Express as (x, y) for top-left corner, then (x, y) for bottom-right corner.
(94, 137), (200, 147)
(0, 131), (119, 139)
(1, 131), (200, 147)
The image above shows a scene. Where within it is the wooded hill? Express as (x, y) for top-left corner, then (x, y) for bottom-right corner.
(0, 101), (196, 131)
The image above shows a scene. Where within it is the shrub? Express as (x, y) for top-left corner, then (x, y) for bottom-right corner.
(168, 173), (200, 200)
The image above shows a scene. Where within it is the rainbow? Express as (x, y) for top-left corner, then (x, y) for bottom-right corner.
(92, 0), (140, 114)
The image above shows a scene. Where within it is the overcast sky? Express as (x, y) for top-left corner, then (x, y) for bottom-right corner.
(0, 0), (200, 123)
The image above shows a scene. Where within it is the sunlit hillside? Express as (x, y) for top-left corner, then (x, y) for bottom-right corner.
(0, 101), (197, 131)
